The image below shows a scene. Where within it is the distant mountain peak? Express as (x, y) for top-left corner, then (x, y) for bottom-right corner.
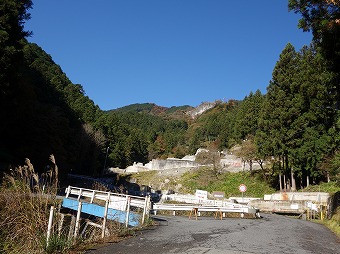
(186, 101), (217, 118)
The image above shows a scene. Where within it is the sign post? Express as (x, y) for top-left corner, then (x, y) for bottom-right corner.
(239, 184), (247, 203)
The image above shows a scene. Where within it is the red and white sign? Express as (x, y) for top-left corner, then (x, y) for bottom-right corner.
(195, 189), (208, 200)
(239, 184), (247, 193)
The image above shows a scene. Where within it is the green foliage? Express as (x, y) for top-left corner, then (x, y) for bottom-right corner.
(301, 181), (340, 194)
(187, 101), (239, 152)
(323, 207), (340, 237)
(1, 23), (104, 173)
(166, 105), (193, 114)
(110, 102), (193, 117)
(180, 168), (276, 198)
(101, 110), (189, 168)
(233, 90), (264, 140)
(0, 0), (32, 89)
(256, 43), (336, 188)
(43, 234), (72, 254)
(113, 103), (158, 113)
(289, 0), (340, 130)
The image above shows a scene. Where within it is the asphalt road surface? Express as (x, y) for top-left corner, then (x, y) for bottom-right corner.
(86, 213), (339, 254)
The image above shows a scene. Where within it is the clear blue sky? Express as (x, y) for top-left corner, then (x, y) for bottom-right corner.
(25, 0), (312, 110)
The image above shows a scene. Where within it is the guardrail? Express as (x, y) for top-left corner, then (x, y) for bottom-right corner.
(63, 186), (151, 229)
(65, 185), (147, 210)
(153, 202), (260, 218)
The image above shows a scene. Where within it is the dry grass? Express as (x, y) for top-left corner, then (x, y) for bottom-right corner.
(0, 156), (60, 254)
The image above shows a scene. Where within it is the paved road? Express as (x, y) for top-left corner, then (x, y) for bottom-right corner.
(86, 214), (339, 254)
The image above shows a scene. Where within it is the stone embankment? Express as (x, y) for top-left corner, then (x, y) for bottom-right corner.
(108, 148), (262, 174)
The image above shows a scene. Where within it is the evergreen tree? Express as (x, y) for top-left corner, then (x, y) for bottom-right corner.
(257, 43), (336, 189)
(257, 43), (299, 190)
(234, 90), (264, 140)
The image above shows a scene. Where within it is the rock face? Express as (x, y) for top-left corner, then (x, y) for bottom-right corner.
(122, 158), (200, 173)
(186, 102), (217, 118)
(145, 158), (200, 170)
(108, 148), (262, 174)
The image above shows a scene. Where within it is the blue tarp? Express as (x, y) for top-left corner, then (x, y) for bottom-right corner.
(62, 198), (141, 227)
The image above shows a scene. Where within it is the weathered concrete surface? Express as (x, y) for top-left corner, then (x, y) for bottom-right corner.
(86, 214), (339, 254)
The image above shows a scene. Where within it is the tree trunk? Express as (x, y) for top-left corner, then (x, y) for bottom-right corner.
(291, 167), (296, 191)
(279, 172), (282, 192)
(306, 175), (310, 187)
(283, 174), (286, 191)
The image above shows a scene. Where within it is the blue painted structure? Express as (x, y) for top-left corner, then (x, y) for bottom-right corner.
(62, 198), (141, 227)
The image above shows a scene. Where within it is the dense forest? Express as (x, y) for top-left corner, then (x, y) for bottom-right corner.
(1, 0), (339, 190)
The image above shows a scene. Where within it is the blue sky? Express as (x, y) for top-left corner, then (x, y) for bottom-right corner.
(25, 0), (312, 110)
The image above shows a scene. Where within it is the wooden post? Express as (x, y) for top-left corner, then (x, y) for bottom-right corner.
(189, 207), (198, 220)
(58, 213), (65, 237)
(68, 215), (75, 240)
(102, 192), (110, 238)
(46, 206), (55, 248)
(307, 208), (309, 220)
(125, 196), (131, 228)
(74, 201), (82, 239)
(214, 209), (222, 220)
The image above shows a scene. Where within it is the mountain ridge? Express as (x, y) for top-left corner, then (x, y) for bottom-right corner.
(106, 101), (223, 118)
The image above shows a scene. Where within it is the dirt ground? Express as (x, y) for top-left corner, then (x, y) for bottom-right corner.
(85, 213), (339, 254)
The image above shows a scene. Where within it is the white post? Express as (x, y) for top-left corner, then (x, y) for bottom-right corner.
(90, 190), (95, 203)
(102, 192), (110, 238)
(77, 188), (83, 201)
(141, 195), (149, 225)
(65, 186), (70, 198)
(125, 196), (131, 228)
(74, 201), (82, 239)
(46, 206), (55, 247)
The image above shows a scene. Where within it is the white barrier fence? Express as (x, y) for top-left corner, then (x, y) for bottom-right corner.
(153, 196), (260, 218)
(65, 185), (148, 210)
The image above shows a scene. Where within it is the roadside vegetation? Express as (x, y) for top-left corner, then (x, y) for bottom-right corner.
(0, 157), (62, 253)
(302, 181), (340, 194)
(323, 207), (340, 237)
(0, 158), (147, 254)
(180, 168), (276, 198)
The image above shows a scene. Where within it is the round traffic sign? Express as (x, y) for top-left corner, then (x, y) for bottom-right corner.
(239, 184), (247, 192)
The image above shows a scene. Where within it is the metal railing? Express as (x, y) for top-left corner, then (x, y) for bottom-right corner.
(65, 185), (147, 210)
(153, 201), (259, 217)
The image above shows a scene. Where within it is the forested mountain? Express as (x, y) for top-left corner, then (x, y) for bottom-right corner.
(1, 0), (339, 189)
(111, 102), (193, 116)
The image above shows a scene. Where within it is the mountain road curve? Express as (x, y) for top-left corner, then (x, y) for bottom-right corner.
(85, 213), (339, 254)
